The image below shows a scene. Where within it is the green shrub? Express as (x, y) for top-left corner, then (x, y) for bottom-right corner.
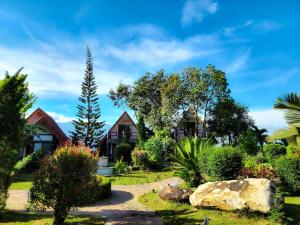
(29, 143), (98, 225)
(263, 143), (286, 163)
(114, 143), (132, 163)
(243, 153), (267, 169)
(237, 128), (260, 155)
(79, 175), (111, 204)
(208, 146), (243, 180)
(113, 160), (129, 175)
(276, 156), (300, 193)
(131, 149), (149, 169)
(143, 136), (164, 163)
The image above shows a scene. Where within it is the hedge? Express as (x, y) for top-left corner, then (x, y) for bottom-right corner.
(79, 175), (111, 205)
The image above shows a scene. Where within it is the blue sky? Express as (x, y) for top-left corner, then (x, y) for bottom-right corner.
(0, 0), (299, 132)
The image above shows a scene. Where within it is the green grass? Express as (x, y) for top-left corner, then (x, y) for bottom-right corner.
(9, 173), (33, 190)
(0, 211), (105, 225)
(285, 196), (300, 224)
(138, 191), (282, 225)
(109, 170), (174, 185)
(9, 170), (174, 190)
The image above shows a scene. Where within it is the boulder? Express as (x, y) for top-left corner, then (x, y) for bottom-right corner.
(159, 186), (192, 202)
(189, 178), (275, 213)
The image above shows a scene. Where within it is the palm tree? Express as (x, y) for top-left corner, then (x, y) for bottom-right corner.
(252, 125), (268, 150)
(169, 137), (211, 187)
(268, 93), (300, 147)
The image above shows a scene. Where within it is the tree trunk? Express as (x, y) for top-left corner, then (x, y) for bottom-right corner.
(53, 208), (67, 225)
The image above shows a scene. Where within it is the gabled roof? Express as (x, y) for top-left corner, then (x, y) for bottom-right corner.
(108, 111), (136, 133)
(27, 108), (68, 144)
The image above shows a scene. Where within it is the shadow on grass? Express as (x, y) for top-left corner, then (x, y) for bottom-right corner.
(156, 209), (204, 225)
(285, 203), (300, 224)
(0, 211), (105, 225)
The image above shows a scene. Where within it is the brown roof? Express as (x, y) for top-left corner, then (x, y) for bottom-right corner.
(108, 111), (136, 133)
(27, 108), (69, 144)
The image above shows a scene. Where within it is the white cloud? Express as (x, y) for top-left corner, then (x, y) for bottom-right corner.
(46, 111), (75, 123)
(249, 109), (286, 133)
(0, 45), (133, 97)
(225, 49), (251, 74)
(224, 20), (253, 37)
(182, 0), (218, 26)
(255, 20), (282, 32)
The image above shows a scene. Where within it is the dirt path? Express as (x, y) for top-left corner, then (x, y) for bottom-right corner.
(7, 177), (182, 225)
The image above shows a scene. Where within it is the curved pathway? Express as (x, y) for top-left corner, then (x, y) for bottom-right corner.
(7, 177), (182, 225)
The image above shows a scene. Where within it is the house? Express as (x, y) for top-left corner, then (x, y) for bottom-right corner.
(99, 111), (137, 161)
(21, 108), (68, 158)
(174, 109), (203, 141)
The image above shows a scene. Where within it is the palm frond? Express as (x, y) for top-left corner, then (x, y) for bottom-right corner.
(267, 125), (299, 142)
(274, 93), (300, 111)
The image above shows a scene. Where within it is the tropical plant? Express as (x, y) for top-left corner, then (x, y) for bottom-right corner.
(113, 160), (129, 175)
(263, 143), (286, 163)
(269, 93), (300, 148)
(29, 143), (98, 225)
(0, 69), (35, 216)
(71, 47), (105, 148)
(169, 137), (211, 187)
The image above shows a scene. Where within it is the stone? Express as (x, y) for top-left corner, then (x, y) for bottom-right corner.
(189, 178), (275, 213)
(159, 186), (192, 202)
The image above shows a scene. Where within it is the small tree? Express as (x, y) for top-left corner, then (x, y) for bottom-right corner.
(29, 142), (98, 225)
(136, 114), (147, 145)
(0, 69), (35, 216)
(71, 47), (105, 148)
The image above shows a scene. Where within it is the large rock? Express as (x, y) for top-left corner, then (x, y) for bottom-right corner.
(189, 178), (275, 213)
(159, 186), (192, 202)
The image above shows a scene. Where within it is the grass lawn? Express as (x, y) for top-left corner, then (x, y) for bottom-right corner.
(9, 170), (174, 190)
(110, 170), (174, 185)
(139, 191), (300, 225)
(9, 173), (33, 190)
(0, 211), (105, 225)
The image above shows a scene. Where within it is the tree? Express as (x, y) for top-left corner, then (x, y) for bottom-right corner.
(238, 128), (260, 155)
(109, 70), (169, 132)
(0, 68), (35, 216)
(71, 47), (105, 148)
(208, 98), (253, 145)
(269, 93), (300, 148)
(252, 125), (268, 150)
(29, 143), (98, 225)
(136, 114), (147, 145)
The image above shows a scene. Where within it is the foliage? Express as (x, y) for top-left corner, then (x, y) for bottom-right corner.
(208, 98), (253, 145)
(29, 143), (98, 225)
(143, 135), (164, 164)
(263, 143), (286, 163)
(169, 137), (211, 187)
(269, 92), (300, 148)
(237, 128), (260, 155)
(114, 142), (132, 163)
(275, 156), (300, 193)
(208, 146), (243, 180)
(131, 149), (149, 169)
(79, 175), (111, 205)
(109, 65), (230, 135)
(269, 188), (287, 224)
(113, 160), (130, 175)
(252, 125), (268, 150)
(136, 114), (147, 145)
(71, 47), (105, 148)
(0, 69), (35, 216)
(14, 150), (47, 173)
(286, 144), (300, 157)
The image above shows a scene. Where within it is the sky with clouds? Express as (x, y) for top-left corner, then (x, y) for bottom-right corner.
(0, 0), (299, 132)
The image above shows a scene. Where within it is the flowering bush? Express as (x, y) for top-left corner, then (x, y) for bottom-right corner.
(131, 149), (149, 169)
(29, 142), (99, 225)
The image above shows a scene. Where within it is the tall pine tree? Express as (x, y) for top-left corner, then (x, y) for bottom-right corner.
(71, 47), (105, 149)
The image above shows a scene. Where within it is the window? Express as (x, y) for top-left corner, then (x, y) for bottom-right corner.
(33, 134), (53, 141)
